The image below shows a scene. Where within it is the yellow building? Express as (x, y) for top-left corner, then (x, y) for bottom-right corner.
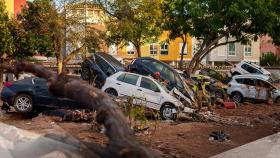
(4, 0), (14, 16)
(112, 32), (193, 65)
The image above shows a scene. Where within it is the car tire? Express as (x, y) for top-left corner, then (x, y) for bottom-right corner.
(160, 104), (177, 120)
(13, 94), (33, 113)
(231, 92), (243, 104)
(232, 72), (241, 76)
(105, 88), (118, 96)
(81, 67), (91, 80)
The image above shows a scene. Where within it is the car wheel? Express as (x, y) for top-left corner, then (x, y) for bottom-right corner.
(160, 104), (177, 120)
(81, 67), (91, 80)
(13, 94), (33, 113)
(231, 92), (243, 104)
(105, 88), (118, 96)
(232, 72), (240, 76)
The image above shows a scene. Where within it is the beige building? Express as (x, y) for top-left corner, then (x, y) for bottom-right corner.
(205, 37), (260, 65)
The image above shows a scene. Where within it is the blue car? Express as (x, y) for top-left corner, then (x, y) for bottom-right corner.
(1, 77), (84, 115)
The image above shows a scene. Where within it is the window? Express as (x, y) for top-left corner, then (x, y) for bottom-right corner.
(236, 78), (244, 84)
(150, 44), (157, 55)
(117, 73), (125, 81)
(241, 64), (261, 74)
(160, 43), (169, 55)
(95, 56), (115, 76)
(35, 78), (47, 85)
(142, 60), (164, 73)
(244, 45), (252, 56)
(127, 51), (135, 55)
(160, 67), (175, 90)
(140, 77), (159, 92)
(179, 43), (188, 55)
(122, 73), (139, 85)
(127, 43), (136, 55)
(256, 80), (272, 88)
(243, 78), (255, 86)
(228, 43), (236, 56)
(175, 75), (184, 90)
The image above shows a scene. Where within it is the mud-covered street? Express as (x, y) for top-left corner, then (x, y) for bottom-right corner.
(1, 99), (280, 158)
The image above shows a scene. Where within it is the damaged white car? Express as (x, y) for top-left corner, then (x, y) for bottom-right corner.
(227, 74), (280, 104)
(101, 72), (194, 120)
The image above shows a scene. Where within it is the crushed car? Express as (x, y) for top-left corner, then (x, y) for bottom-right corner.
(127, 57), (194, 101)
(0, 77), (86, 115)
(227, 74), (280, 104)
(101, 71), (194, 120)
(81, 52), (125, 88)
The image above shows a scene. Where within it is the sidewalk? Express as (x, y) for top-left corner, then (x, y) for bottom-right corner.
(212, 132), (280, 158)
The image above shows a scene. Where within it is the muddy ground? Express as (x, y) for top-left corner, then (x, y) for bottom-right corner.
(0, 100), (280, 158)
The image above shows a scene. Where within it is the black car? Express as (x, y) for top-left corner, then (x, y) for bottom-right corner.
(128, 57), (192, 100)
(81, 52), (125, 88)
(1, 77), (84, 115)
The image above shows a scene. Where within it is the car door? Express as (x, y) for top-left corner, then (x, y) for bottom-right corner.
(33, 78), (56, 107)
(255, 79), (271, 100)
(114, 73), (140, 98)
(243, 78), (257, 99)
(136, 77), (162, 110)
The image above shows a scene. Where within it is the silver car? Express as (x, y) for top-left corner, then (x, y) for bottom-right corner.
(227, 74), (280, 104)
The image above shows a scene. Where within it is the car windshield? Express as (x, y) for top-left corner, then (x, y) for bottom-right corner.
(155, 80), (169, 93)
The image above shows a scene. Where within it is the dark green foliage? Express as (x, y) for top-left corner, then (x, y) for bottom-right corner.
(102, 0), (163, 56)
(163, 0), (280, 71)
(260, 52), (280, 66)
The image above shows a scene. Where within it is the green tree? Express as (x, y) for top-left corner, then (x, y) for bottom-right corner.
(163, 0), (280, 72)
(0, 0), (15, 86)
(101, 0), (163, 57)
(162, 0), (190, 69)
(18, 0), (104, 74)
(260, 52), (280, 66)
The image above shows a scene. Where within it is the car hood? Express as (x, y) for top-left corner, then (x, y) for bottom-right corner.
(169, 88), (192, 107)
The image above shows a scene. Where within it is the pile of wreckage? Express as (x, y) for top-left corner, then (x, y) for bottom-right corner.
(1, 52), (280, 122)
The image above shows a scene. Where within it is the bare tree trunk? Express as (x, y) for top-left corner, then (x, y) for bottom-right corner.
(179, 42), (186, 69)
(135, 45), (141, 57)
(56, 53), (64, 74)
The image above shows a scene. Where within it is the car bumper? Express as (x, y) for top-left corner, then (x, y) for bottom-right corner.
(1, 88), (15, 106)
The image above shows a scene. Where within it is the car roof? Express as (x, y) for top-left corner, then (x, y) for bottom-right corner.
(137, 57), (177, 72)
(233, 74), (270, 80)
(95, 52), (125, 71)
(116, 71), (155, 80)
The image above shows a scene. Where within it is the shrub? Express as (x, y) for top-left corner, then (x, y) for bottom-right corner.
(260, 52), (280, 66)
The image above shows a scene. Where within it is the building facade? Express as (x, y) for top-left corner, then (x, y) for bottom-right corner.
(260, 35), (280, 59)
(205, 37), (260, 65)
(4, 0), (26, 17)
(111, 32), (193, 66)
(65, 2), (108, 58)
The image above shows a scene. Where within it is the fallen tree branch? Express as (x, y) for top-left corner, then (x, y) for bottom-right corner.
(1, 62), (158, 158)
